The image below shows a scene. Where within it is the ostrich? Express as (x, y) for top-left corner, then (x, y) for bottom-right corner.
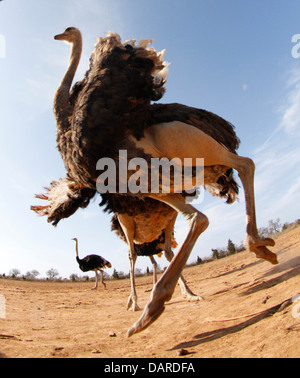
(110, 200), (200, 312)
(32, 27), (277, 337)
(72, 237), (112, 289)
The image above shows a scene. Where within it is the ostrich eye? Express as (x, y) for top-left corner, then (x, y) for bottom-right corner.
(65, 27), (73, 32)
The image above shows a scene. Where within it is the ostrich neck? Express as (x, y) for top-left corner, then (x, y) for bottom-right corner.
(74, 239), (79, 259)
(54, 37), (82, 131)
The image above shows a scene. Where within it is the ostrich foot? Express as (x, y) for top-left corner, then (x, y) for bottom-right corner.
(127, 293), (166, 337)
(178, 276), (203, 301)
(253, 246), (278, 265)
(184, 292), (203, 301)
(246, 237), (278, 265)
(126, 295), (141, 312)
(128, 279), (175, 337)
(128, 288), (202, 336)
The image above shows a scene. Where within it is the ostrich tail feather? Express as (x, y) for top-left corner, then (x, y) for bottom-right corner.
(31, 177), (96, 226)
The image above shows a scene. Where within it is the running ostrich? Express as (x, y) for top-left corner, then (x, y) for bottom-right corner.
(32, 27), (277, 337)
(72, 237), (112, 289)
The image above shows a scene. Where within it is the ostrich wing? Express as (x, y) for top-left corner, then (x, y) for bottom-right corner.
(148, 103), (240, 154)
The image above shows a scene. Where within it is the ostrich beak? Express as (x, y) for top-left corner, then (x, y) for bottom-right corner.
(54, 33), (65, 40)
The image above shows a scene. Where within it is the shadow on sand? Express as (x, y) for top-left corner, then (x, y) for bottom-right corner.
(169, 299), (292, 351)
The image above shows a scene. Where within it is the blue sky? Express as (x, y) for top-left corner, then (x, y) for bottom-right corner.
(0, 0), (300, 278)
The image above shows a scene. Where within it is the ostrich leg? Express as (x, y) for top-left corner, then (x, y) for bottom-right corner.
(232, 156), (276, 262)
(163, 213), (201, 301)
(92, 270), (98, 290)
(118, 213), (141, 311)
(99, 269), (106, 289)
(149, 255), (158, 285)
(127, 194), (208, 336)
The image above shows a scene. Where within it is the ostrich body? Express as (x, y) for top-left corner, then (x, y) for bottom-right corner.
(72, 238), (112, 289)
(32, 27), (277, 337)
(111, 197), (200, 311)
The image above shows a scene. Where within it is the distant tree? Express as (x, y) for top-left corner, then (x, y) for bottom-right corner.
(112, 269), (119, 279)
(135, 267), (142, 276)
(227, 239), (236, 255)
(25, 270), (40, 280)
(258, 226), (269, 238)
(268, 218), (282, 234)
(31, 270), (40, 278)
(146, 266), (150, 275)
(236, 242), (245, 253)
(282, 222), (291, 231)
(196, 256), (203, 265)
(212, 249), (220, 260)
(9, 269), (21, 278)
(70, 273), (79, 282)
(46, 268), (59, 280)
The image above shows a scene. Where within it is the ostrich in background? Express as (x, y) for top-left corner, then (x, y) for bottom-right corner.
(72, 238), (112, 290)
(32, 27), (277, 337)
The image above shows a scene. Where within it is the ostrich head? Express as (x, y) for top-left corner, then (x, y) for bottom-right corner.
(54, 26), (81, 43)
(71, 237), (78, 242)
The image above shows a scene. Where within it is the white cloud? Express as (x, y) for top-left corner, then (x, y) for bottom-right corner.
(273, 176), (300, 212)
(255, 66), (300, 156)
(252, 66), (300, 224)
(280, 70), (300, 136)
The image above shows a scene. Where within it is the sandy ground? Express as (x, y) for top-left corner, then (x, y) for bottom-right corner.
(0, 226), (300, 358)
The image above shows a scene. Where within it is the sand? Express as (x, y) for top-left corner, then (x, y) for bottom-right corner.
(0, 226), (299, 358)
